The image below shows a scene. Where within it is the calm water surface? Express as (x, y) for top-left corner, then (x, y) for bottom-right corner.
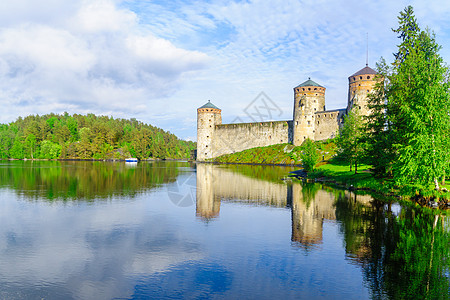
(0, 161), (448, 299)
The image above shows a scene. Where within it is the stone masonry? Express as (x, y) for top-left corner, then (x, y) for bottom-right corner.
(196, 65), (378, 161)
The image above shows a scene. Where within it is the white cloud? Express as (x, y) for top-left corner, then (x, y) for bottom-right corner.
(0, 0), (450, 139)
(74, 0), (137, 33)
(0, 0), (210, 126)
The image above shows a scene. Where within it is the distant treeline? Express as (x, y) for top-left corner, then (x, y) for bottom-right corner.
(0, 113), (196, 160)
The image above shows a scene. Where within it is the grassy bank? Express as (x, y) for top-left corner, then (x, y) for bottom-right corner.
(211, 140), (450, 210)
(308, 159), (450, 211)
(211, 141), (337, 165)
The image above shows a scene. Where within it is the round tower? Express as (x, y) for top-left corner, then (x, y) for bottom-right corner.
(347, 65), (377, 116)
(293, 78), (325, 146)
(197, 100), (222, 161)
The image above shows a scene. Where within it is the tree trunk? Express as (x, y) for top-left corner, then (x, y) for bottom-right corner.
(434, 177), (439, 191)
(442, 173), (446, 186)
(349, 161), (352, 172)
(426, 215), (440, 294)
(355, 161), (358, 174)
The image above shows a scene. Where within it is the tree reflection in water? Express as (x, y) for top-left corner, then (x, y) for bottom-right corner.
(196, 164), (450, 299)
(0, 160), (183, 200)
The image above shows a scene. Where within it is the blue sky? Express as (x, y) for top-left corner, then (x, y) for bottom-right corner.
(0, 0), (450, 140)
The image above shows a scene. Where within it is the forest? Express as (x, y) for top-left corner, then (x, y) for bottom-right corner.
(0, 113), (196, 160)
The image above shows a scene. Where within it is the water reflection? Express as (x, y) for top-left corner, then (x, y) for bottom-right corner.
(0, 161), (447, 299)
(195, 164), (450, 298)
(0, 160), (183, 200)
(195, 164), (367, 249)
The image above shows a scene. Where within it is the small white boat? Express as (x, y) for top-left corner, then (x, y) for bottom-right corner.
(125, 158), (138, 162)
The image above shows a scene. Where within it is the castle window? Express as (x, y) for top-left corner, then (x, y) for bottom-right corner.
(209, 125), (212, 127)
(307, 121), (311, 125)
(360, 76), (362, 80)
(359, 106), (361, 109)
(367, 90), (370, 92)
(314, 88), (317, 90)
(304, 136), (306, 140)
(296, 121), (298, 125)
(314, 100), (316, 103)
(269, 135), (271, 139)
(324, 114), (327, 117)
(205, 145), (208, 148)
(308, 88), (311, 91)
(209, 119), (211, 122)
(314, 108), (316, 111)
(315, 94), (317, 96)
(317, 121), (319, 125)
(205, 153), (207, 156)
(353, 77), (355, 81)
(207, 136), (209, 138)
(367, 76), (370, 79)
(302, 88), (305, 91)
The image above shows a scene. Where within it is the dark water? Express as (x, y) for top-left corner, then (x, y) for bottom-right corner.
(0, 161), (448, 299)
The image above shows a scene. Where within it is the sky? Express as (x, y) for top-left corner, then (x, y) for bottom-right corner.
(0, 0), (450, 141)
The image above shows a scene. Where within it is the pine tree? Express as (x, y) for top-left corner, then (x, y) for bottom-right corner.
(336, 107), (365, 174)
(376, 5), (450, 188)
(390, 28), (450, 188)
(363, 58), (392, 176)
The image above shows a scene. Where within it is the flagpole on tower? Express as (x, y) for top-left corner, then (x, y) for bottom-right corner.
(366, 32), (369, 67)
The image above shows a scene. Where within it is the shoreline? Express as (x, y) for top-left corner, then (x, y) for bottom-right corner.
(196, 160), (303, 167)
(3, 158), (190, 162)
(199, 159), (450, 212)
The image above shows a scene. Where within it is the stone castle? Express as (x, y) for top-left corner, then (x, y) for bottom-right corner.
(197, 65), (378, 161)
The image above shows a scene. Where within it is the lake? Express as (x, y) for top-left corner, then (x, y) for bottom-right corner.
(0, 160), (448, 299)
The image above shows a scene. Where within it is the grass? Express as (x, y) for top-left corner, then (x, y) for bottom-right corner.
(210, 139), (450, 211)
(310, 159), (450, 212)
(310, 160), (394, 195)
(211, 140), (337, 165)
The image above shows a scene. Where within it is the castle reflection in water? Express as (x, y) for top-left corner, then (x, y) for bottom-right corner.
(195, 164), (374, 248)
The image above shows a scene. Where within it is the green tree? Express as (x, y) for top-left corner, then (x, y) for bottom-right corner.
(25, 134), (37, 159)
(388, 6), (450, 189)
(40, 140), (62, 159)
(364, 59), (393, 176)
(336, 107), (365, 173)
(10, 135), (25, 159)
(300, 139), (319, 172)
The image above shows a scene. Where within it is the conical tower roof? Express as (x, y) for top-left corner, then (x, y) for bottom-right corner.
(295, 78), (323, 88)
(198, 100), (220, 110)
(350, 65), (377, 77)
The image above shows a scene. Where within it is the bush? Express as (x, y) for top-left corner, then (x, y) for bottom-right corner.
(300, 139), (319, 172)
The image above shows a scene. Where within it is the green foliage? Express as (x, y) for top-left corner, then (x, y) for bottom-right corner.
(212, 141), (336, 166)
(364, 58), (393, 176)
(300, 139), (319, 172)
(336, 107), (365, 173)
(40, 140), (62, 159)
(0, 113), (195, 160)
(365, 5), (450, 189)
(334, 193), (450, 299)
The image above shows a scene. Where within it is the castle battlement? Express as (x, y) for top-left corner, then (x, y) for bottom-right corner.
(196, 65), (378, 161)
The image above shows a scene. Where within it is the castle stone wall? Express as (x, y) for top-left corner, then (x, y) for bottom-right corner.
(197, 107), (221, 161)
(293, 85), (325, 145)
(196, 65), (378, 160)
(212, 121), (293, 157)
(314, 109), (346, 141)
